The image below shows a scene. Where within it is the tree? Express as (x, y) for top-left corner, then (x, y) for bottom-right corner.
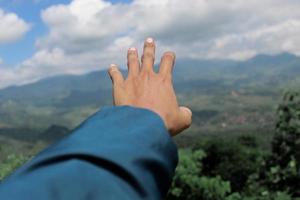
(167, 149), (232, 200)
(252, 92), (300, 197)
(263, 91), (300, 196)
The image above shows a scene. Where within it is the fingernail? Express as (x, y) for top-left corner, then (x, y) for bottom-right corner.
(182, 107), (192, 116)
(128, 47), (136, 52)
(109, 64), (118, 71)
(146, 37), (154, 43)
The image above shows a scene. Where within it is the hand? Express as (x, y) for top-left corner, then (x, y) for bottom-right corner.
(108, 38), (192, 136)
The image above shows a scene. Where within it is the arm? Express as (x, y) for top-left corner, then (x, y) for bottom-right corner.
(0, 106), (177, 200)
(0, 38), (192, 199)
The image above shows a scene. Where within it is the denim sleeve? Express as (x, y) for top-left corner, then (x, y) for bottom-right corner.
(0, 106), (178, 200)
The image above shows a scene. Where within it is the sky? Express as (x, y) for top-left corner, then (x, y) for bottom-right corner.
(0, 0), (300, 89)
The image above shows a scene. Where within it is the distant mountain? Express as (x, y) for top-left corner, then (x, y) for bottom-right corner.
(40, 125), (70, 143)
(0, 70), (112, 106)
(231, 52), (300, 80)
(0, 124), (69, 144)
(0, 52), (299, 130)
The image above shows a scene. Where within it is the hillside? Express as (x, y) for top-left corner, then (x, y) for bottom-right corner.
(0, 52), (299, 147)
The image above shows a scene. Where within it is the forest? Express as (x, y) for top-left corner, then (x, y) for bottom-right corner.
(167, 91), (300, 199)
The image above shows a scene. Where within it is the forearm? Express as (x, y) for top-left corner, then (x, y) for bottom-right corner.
(0, 106), (178, 200)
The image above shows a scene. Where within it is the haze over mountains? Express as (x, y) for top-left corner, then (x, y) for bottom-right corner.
(0, 52), (299, 134)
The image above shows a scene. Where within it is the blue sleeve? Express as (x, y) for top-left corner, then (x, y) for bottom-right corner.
(0, 106), (178, 200)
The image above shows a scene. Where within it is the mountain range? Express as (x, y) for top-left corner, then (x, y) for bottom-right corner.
(0, 52), (299, 135)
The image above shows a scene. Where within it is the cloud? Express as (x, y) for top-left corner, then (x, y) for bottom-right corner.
(1, 0), (300, 88)
(209, 19), (300, 59)
(0, 9), (30, 44)
(35, 0), (300, 59)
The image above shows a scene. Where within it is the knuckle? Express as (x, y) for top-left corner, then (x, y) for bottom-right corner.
(159, 73), (172, 82)
(140, 71), (151, 79)
(164, 74), (173, 81)
(143, 52), (154, 60)
(126, 75), (137, 82)
(127, 56), (138, 64)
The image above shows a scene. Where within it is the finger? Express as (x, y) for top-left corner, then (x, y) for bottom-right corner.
(141, 37), (155, 72)
(108, 64), (124, 85)
(175, 106), (192, 135)
(159, 51), (176, 76)
(127, 47), (140, 77)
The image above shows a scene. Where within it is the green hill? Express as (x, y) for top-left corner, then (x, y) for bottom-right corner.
(0, 52), (299, 147)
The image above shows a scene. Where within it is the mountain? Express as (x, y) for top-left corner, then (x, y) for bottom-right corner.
(40, 125), (70, 143)
(0, 52), (299, 132)
(0, 70), (112, 106)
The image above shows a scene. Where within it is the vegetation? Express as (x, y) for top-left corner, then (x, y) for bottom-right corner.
(0, 90), (299, 199)
(0, 154), (28, 180)
(1, 54), (300, 198)
(167, 91), (300, 199)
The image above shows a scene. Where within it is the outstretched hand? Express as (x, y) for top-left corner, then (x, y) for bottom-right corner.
(108, 38), (192, 136)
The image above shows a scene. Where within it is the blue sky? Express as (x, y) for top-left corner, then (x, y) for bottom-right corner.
(0, 0), (131, 65)
(0, 0), (299, 89)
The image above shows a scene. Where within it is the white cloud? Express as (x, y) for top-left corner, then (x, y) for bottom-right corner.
(1, 0), (300, 88)
(36, 0), (300, 59)
(0, 9), (30, 44)
(208, 19), (300, 59)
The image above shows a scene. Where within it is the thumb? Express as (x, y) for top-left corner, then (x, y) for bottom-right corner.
(173, 106), (192, 136)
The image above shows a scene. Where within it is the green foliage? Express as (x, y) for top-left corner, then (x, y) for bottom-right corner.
(168, 90), (300, 200)
(168, 149), (232, 200)
(0, 140), (46, 181)
(1, 88), (300, 199)
(262, 91), (300, 196)
(0, 154), (29, 181)
(200, 138), (263, 192)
